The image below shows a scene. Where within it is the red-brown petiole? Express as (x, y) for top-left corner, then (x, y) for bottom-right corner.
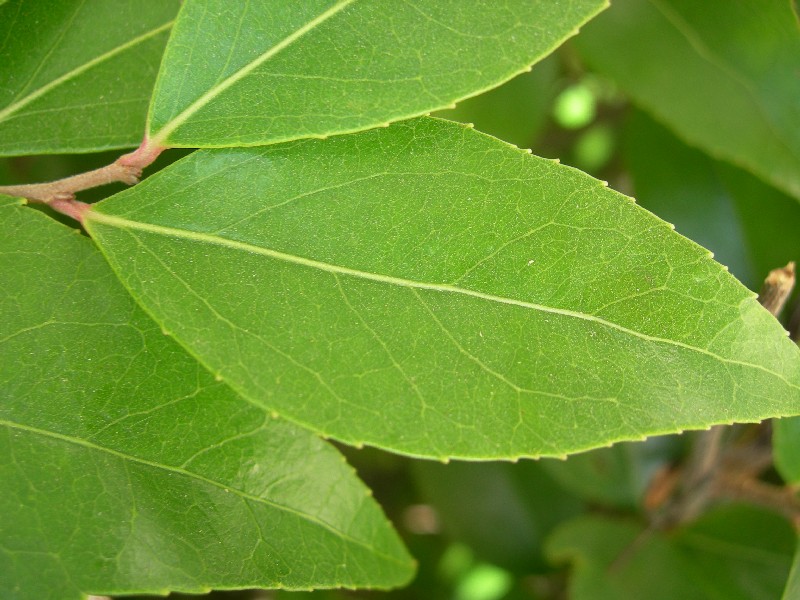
(0, 137), (166, 221)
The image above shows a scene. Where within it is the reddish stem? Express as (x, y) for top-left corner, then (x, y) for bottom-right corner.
(0, 137), (166, 222)
(116, 137), (165, 170)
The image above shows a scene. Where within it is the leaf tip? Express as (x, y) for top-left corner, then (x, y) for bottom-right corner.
(600, 180), (609, 187)
(465, 122), (475, 129)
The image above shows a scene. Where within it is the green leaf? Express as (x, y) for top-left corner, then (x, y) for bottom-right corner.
(0, 0), (179, 156)
(412, 460), (583, 573)
(546, 506), (796, 600)
(85, 118), (800, 460)
(574, 0), (800, 201)
(146, 0), (607, 148)
(0, 198), (414, 599)
(774, 416), (800, 485)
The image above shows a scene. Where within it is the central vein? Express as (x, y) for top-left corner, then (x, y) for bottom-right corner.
(83, 208), (797, 390)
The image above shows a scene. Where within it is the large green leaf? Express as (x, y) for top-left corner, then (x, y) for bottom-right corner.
(546, 506), (796, 600)
(0, 0), (179, 156)
(574, 0), (800, 201)
(85, 118), (800, 460)
(146, 0), (606, 148)
(0, 197), (413, 599)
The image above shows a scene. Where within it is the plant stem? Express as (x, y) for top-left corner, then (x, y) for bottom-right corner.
(0, 138), (165, 220)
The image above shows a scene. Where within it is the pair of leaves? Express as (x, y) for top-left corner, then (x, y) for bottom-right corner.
(0, 0), (608, 155)
(85, 117), (800, 460)
(0, 196), (413, 599)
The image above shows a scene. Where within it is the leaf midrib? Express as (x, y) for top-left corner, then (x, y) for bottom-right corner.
(149, 0), (356, 144)
(0, 417), (406, 565)
(0, 20), (175, 123)
(85, 210), (799, 391)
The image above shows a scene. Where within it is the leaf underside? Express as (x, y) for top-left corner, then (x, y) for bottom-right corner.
(86, 118), (800, 460)
(147, 0), (607, 147)
(0, 196), (413, 599)
(0, 0), (180, 156)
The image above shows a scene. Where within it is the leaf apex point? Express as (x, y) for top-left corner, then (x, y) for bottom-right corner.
(465, 122), (475, 129)
(438, 457), (451, 464)
(600, 180), (609, 187)
(524, 148), (533, 154)
(552, 158), (561, 164)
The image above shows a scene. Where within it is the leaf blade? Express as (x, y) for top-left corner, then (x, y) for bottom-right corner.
(0, 198), (413, 598)
(147, 0), (607, 147)
(0, 0), (180, 155)
(574, 0), (800, 201)
(86, 118), (800, 460)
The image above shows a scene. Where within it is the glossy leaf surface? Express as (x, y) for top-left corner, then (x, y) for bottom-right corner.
(547, 506), (796, 600)
(86, 118), (800, 460)
(0, 0), (179, 155)
(0, 197), (413, 599)
(146, 0), (606, 148)
(575, 0), (800, 201)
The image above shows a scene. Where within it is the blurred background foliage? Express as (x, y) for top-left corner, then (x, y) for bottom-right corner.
(3, 4), (799, 598)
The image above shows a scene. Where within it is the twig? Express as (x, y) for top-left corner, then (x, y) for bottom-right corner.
(758, 262), (796, 317)
(0, 137), (165, 220)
